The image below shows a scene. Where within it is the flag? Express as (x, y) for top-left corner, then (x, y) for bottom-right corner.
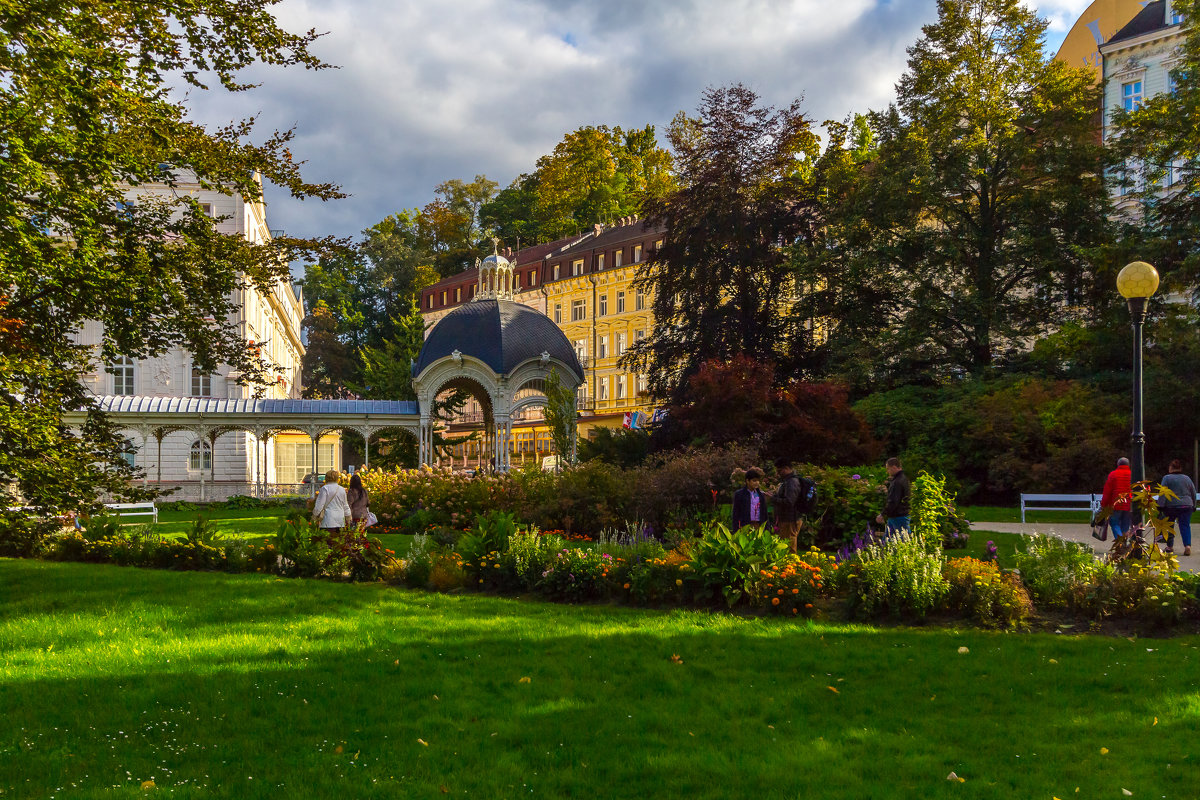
(622, 411), (633, 429)
(629, 411), (641, 430)
(650, 407), (668, 424)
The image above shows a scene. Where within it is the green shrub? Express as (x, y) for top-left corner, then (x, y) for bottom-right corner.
(536, 547), (616, 602)
(400, 534), (434, 588)
(746, 556), (824, 616)
(1011, 534), (1103, 609)
(594, 522), (665, 564)
(273, 514), (330, 578)
(943, 557), (1032, 628)
(0, 510), (60, 557)
(689, 522), (790, 607)
(912, 470), (969, 552)
(157, 500), (200, 512)
(1073, 561), (1188, 624)
(457, 511), (519, 575)
(849, 532), (949, 618)
(322, 528), (391, 582)
(187, 515), (223, 546)
(503, 531), (566, 590)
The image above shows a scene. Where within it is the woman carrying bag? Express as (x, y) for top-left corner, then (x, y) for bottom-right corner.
(347, 472), (376, 529)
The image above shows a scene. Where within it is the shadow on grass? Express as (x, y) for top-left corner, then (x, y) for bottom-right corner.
(1, 560), (1198, 799)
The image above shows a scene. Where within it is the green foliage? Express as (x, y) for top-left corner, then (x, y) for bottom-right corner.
(943, 557), (1032, 628)
(536, 548), (617, 602)
(457, 511), (519, 575)
(621, 85), (821, 404)
(746, 557), (825, 616)
(273, 514), (331, 578)
(503, 531), (567, 590)
(594, 522), (665, 564)
(849, 533), (949, 618)
(911, 471), (968, 552)
(578, 427), (652, 469)
(541, 370), (578, 469)
(0, 510), (60, 557)
(186, 516), (223, 546)
(0, 1), (341, 513)
(689, 522), (790, 607)
(1011, 534), (1104, 609)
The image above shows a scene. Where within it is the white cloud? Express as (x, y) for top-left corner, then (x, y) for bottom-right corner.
(176, 0), (1085, 246)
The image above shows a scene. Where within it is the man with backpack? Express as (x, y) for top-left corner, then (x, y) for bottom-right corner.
(768, 457), (817, 553)
(875, 457), (912, 536)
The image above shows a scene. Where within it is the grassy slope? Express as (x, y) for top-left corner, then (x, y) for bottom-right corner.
(2, 560), (1198, 799)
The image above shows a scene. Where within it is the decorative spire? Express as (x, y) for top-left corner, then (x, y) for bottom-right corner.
(474, 247), (514, 301)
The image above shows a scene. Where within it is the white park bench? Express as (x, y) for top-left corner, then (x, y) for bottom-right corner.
(103, 502), (158, 524)
(1019, 493), (1101, 523)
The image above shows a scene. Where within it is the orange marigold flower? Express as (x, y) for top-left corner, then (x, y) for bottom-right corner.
(771, 597), (780, 606)
(792, 589), (799, 594)
(804, 603), (813, 608)
(777, 589), (784, 595)
(623, 583), (631, 589)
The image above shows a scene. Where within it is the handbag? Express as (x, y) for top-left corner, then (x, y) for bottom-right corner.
(365, 511), (378, 528)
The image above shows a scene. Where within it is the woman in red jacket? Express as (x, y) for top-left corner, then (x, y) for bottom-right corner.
(1099, 457), (1133, 540)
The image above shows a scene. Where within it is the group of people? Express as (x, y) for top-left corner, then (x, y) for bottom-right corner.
(310, 470), (374, 533)
(732, 457), (912, 553)
(1095, 456), (1195, 556)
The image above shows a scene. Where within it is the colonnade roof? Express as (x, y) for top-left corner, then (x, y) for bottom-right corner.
(93, 396), (419, 416)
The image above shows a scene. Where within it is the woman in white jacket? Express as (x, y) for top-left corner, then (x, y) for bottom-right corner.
(311, 470), (353, 532)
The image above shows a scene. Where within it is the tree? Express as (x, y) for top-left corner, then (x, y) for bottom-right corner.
(0, 1), (341, 513)
(541, 370), (578, 469)
(621, 85), (821, 405)
(301, 303), (356, 399)
(796, 0), (1110, 386)
(1110, 0), (1200, 291)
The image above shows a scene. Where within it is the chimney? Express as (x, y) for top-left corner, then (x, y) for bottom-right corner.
(593, 223), (603, 236)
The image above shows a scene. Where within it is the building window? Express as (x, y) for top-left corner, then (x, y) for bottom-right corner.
(632, 244), (643, 263)
(571, 299), (586, 321)
(191, 368), (212, 397)
(637, 373), (648, 394)
(440, 291), (447, 305)
(469, 284), (475, 298)
(635, 289), (646, 311)
(554, 304), (562, 323)
(1123, 80), (1143, 112)
(598, 335), (608, 359)
(614, 249), (623, 268)
(119, 439), (137, 468)
(530, 271), (538, 286)
(616, 291), (625, 313)
(455, 287), (462, 302)
(200, 203), (214, 217)
(599, 294), (608, 316)
(574, 339), (587, 361)
(596, 253), (605, 270)
(617, 375), (627, 399)
(427, 295), (433, 309)
(599, 376), (609, 401)
(553, 264), (560, 280)
(274, 441), (335, 484)
(617, 332), (627, 355)
(572, 259), (584, 276)
(635, 329), (645, 341)
(189, 440), (212, 472)
(109, 356), (135, 396)
(655, 238), (664, 251)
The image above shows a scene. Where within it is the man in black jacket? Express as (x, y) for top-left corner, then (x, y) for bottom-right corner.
(875, 457), (911, 536)
(768, 457), (803, 553)
(731, 468), (768, 531)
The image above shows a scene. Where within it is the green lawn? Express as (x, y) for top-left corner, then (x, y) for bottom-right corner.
(961, 505), (1092, 525)
(2, 560), (1198, 799)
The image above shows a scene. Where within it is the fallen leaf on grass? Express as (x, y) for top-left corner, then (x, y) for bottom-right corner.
(417, 738), (429, 746)
(1122, 790), (1132, 796)
(670, 654), (683, 664)
(767, 725), (775, 729)
(140, 780), (156, 790)
(945, 771), (965, 782)
(518, 676), (531, 683)
(433, 695), (439, 701)
(439, 786), (449, 794)
(393, 659), (399, 666)
(334, 745), (343, 754)
(1100, 747), (1108, 754)
(957, 646), (969, 654)
(827, 686), (839, 694)
(1049, 659), (1058, 664)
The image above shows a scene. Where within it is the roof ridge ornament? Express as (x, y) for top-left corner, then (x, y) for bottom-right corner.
(474, 241), (515, 301)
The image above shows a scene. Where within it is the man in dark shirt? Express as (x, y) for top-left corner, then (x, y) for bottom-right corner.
(731, 467), (768, 531)
(768, 457), (803, 553)
(875, 457), (911, 536)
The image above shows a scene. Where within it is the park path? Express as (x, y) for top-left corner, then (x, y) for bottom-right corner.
(972, 521), (1199, 574)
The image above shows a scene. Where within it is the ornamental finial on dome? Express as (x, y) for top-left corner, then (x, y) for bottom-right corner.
(475, 238), (514, 300)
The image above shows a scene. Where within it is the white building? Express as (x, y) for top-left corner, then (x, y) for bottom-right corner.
(1101, 0), (1189, 210)
(74, 173), (340, 498)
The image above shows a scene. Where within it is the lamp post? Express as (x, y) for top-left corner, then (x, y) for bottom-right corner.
(1116, 261), (1160, 510)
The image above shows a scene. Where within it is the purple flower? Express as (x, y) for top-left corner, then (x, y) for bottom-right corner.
(852, 474), (861, 480)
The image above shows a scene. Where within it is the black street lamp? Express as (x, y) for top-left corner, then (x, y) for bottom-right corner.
(1116, 260), (1160, 506)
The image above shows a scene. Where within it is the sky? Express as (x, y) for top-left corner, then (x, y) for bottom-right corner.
(184, 0), (1095, 247)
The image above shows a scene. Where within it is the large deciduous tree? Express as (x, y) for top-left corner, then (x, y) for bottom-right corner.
(795, 0), (1109, 387)
(0, 1), (342, 513)
(621, 84), (820, 405)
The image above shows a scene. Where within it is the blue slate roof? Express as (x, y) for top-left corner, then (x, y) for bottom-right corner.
(92, 396), (419, 415)
(414, 299), (583, 380)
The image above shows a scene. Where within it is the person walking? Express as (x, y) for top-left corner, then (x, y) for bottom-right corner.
(312, 469), (352, 534)
(347, 472), (371, 529)
(1097, 457), (1133, 541)
(732, 467), (769, 531)
(767, 458), (803, 553)
(1159, 459), (1195, 556)
(875, 457), (912, 536)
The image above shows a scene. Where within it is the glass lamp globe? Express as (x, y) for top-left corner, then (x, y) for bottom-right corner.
(1117, 261), (1159, 299)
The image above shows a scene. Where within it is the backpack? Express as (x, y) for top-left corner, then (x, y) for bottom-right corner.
(797, 477), (818, 513)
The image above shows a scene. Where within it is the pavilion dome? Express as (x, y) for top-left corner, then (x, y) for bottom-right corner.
(413, 299), (584, 380)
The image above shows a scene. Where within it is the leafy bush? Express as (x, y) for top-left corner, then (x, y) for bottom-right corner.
(186, 515), (223, 546)
(0, 510), (60, 557)
(747, 557), (824, 616)
(1011, 534), (1103, 609)
(943, 557), (1032, 628)
(503, 531), (566, 590)
(594, 522), (665, 564)
(273, 514), (331, 578)
(531, 461), (635, 535)
(689, 522), (790, 606)
(848, 532), (949, 618)
(457, 511), (519, 575)
(537, 547), (617, 602)
(157, 500), (200, 512)
(323, 528), (392, 582)
(912, 471), (969, 551)
(1074, 561), (1188, 624)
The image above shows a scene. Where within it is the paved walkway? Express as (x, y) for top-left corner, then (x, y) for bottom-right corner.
(972, 521), (1198, 573)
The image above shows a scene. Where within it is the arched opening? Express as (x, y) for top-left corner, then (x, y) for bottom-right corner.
(432, 376), (492, 470)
